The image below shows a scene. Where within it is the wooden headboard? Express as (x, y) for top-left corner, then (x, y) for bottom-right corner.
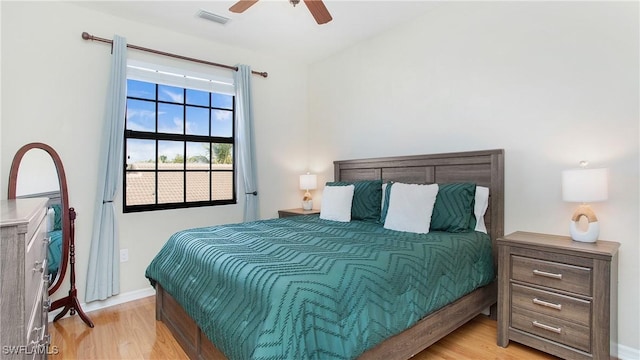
(334, 149), (504, 266)
(16, 190), (62, 208)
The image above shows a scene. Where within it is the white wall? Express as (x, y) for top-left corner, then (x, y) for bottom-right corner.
(2, 0), (638, 356)
(308, 1), (639, 355)
(1, 1), (309, 303)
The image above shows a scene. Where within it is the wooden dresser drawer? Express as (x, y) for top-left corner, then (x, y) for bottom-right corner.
(511, 255), (592, 296)
(511, 283), (590, 326)
(24, 215), (48, 316)
(27, 282), (46, 343)
(26, 282), (48, 359)
(24, 207), (47, 248)
(512, 307), (590, 353)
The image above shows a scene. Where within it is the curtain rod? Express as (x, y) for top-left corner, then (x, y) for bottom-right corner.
(81, 32), (268, 78)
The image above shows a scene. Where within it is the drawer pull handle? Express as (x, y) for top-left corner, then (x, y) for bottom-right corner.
(533, 269), (563, 279)
(44, 299), (51, 312)
(532, 320), (562, 334)
(533, 298), (562, 310)
(32, 261), (44, 273)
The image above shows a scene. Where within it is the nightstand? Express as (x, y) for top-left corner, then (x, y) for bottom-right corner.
(278, 208), (321, 218)
(497, 231), (619, 359)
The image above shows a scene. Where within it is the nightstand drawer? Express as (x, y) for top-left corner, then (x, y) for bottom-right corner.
(512, 307), (590, 353)
(511, 283), (590, 326)
(511, 255), (592, 296)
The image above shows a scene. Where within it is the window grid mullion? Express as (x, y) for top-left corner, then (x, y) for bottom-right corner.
(183, 88), (187, 204)
(154, 83), (159, 206)
(209, 93), (213, 201)
(123, 77), (236, 213)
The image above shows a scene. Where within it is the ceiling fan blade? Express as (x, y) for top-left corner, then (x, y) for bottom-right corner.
(229, 0), (260, 13)
(303, 0), (333, 25)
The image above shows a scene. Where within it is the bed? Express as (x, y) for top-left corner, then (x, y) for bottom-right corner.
(146, 149), (504, 360)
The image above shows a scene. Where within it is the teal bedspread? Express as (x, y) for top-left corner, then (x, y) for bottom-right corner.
(145, 215), (494, 360)
(48, 230), (62, 275)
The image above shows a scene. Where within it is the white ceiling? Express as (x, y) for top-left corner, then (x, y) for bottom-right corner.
(72, 1), (442, 64)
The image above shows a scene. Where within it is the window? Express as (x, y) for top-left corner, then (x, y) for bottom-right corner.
(123, 62), (236, 212)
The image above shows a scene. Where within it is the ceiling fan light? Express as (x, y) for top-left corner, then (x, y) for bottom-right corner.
(196, 9), (230, 25)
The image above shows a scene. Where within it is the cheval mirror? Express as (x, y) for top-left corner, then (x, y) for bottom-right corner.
(8, 142), (93, 327)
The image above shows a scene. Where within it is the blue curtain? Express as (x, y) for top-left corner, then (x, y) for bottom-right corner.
(85, 35), (127, 302)
(235, 65), (259, 222)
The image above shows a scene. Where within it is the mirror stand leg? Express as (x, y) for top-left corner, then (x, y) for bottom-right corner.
(50, 289), (94, 328)
(50, 208), (94, 328)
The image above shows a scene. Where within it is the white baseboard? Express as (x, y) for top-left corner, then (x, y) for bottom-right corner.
(617, 343), (640, 360)
(48, 287), (156, 323)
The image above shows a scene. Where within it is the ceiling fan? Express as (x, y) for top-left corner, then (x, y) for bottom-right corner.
(229, 0), (333, 25)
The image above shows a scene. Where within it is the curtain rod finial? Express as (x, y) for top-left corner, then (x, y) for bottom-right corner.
(82, 32), (91, 40)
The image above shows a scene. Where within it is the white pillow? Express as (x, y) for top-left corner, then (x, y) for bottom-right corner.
(46, 207), (55, 233)
(474, 186), (490, 234)
(383, 183), (439, 234)
(320, 185), (355, 222)
(381, 182), (390, 212)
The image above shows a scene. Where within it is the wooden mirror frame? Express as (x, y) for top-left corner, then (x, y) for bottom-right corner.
(8, 142), (69, 296)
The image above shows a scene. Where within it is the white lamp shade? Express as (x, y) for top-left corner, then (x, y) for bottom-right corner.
(562, 168), (608, 203)
(299, 174), (317, 191)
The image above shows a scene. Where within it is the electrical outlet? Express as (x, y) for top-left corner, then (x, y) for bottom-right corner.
(120, 249), (129, 263)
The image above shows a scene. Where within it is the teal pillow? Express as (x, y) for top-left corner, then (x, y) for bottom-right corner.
(326, 180), (382, 222)
(52, 204), (63, 231)
(468, 205), (477, 230)
(430, 183), (476, 233)
(380, 182), (393, 224)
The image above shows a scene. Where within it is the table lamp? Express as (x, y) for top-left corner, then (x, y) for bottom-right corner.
(299, 173), (317, 210)
(562, 162), (608, 242)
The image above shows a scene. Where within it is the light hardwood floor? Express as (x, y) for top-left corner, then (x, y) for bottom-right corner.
(49, 296), (558, 359)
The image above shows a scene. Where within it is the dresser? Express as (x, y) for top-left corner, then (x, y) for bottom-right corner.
(1, 198), (50, 360)
(497, 231), (619, 359)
